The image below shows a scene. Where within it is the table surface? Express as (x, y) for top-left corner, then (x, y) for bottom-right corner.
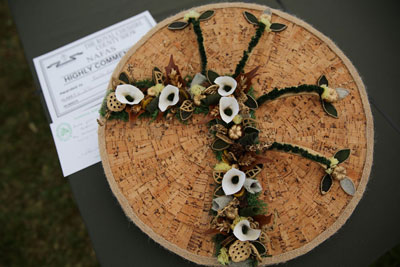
(8, 0), (400, 266)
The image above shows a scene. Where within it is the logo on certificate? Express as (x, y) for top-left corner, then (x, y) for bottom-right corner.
(56, 123), (72, 141)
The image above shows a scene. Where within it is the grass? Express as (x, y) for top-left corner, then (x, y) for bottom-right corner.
(0, 1), (98, 266)
(0, 0), (398, 266)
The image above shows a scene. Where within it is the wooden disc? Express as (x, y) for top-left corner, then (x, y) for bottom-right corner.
(98, 3), (373, 265)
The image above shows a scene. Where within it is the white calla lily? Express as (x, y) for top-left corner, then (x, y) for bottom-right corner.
(244, 178), (262, 194)
(115, 84), (144, 105)
(215, 76), (237, 96)
(158, 84), (179, 112)
(212, 196), (233, 211)
(233, 219), (261, 241)
(219, 97), (239, 123)
(222, 168), (246, 195)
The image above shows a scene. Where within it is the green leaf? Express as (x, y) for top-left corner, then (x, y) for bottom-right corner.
(199, 10), (215, 21)
(118, 72), (130, 84)
(251, 241), (267, 256)
(244, 126), (259, 135)
(270, 23), (287, 32)
(214, 186), (225, 197)
(321, 100), (338, 118)
(244, 94), (258, 109)
(212, 138), (231, 151)
(243, 11), (259, 25)
(334, 149), (351, 163)
(207, 69), (219, 83)
(145, 96), (159, 114)
(318, 75), (329, 86)
(168, 21), (189, 30)
(201, 93), (221, 106)
(238, 132), (259, 146)
(320, 174), (333, 195)
(180, 110), (193, 121)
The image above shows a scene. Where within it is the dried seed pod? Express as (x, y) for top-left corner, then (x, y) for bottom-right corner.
(229, 125), (243, 140)
(229, 143), (246, 158)
(131, 104), (142, 114)
(245, 164), (263, 179)
(215, 132), (234, 144)
(210, 106), (220, 117)
(332, 166), (346, 181)
(213, 171), (225, 184)
(180, 100), (195, 112)
(238, 153), (256, 167)
(210, 124), (228, 135)
(107, 92), (126, 112)
(228, 240), (251, 262)
(193, 94), (206, 106)
(249, 243), (263, 261)
(242, 117), (258, 128)
(203, 84), (219, 95)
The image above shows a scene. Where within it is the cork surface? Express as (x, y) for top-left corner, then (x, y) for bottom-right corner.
(98, 3), (373, 266)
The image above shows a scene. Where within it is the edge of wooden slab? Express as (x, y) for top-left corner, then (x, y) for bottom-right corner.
(98, 2), (374, 266)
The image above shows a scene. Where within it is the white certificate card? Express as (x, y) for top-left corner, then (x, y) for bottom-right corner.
(33, 11), (156, 177)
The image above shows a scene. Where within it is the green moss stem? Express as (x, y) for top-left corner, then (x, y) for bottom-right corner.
(233, 22), (266, 77)
(257, 84), (324, 106)
(268, 142), (331, 168)
(189, 18), (207, 75)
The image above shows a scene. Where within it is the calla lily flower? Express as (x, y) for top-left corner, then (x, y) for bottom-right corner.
(219, 97), (239, 123)
(215, 76), (237, 96)
(233, 219), (261, 241)
(158, 85), (179, 112)
(222, 168), (246, 195)
(212, 196), (233, 211)
(244, 179), (262, 194)
(115, 84), (144, 105)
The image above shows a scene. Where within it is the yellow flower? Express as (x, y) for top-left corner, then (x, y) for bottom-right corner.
(190, 84), (205, 96)
(330, 157), (339, 168)
(184, 10), (200, 21)
(214, 162), (231, 171)
(232, 114), (243, 124)
(217, 247), (229, 265)
(259, 14), (272, 32)
(147, 83), (164, 97)
(321, 84), (339, 102)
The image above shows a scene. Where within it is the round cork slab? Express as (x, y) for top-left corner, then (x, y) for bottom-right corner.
(98, 3), (373, 266)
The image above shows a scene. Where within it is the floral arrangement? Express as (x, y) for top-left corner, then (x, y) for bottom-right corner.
(99, 8), (355, 266)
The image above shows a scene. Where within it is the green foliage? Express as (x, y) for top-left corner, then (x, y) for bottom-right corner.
(149, 109), (159, 122)
(212, 234), (226, 257)
(174, 112), (188, 124)
(194, 105), (209, 115)
(248, 86), (256, 98)
(213, 150), (223, 161)
(0, 2), (97, 265)
(133, 79), (154, 89)
(269, 142), (331, 167)
(250, 257), (259, 267)
(189, 18), (207, 75)
(257, 84), (324, 106)
(244, 192), (268, 216)
(233, 22), (266, 77)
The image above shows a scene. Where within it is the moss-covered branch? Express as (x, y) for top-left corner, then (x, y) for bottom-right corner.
(268, 142), (332, 168)
(257, 84), (324, 106)
(233, 22), (266, 77)
(189, 18), (207, 75)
